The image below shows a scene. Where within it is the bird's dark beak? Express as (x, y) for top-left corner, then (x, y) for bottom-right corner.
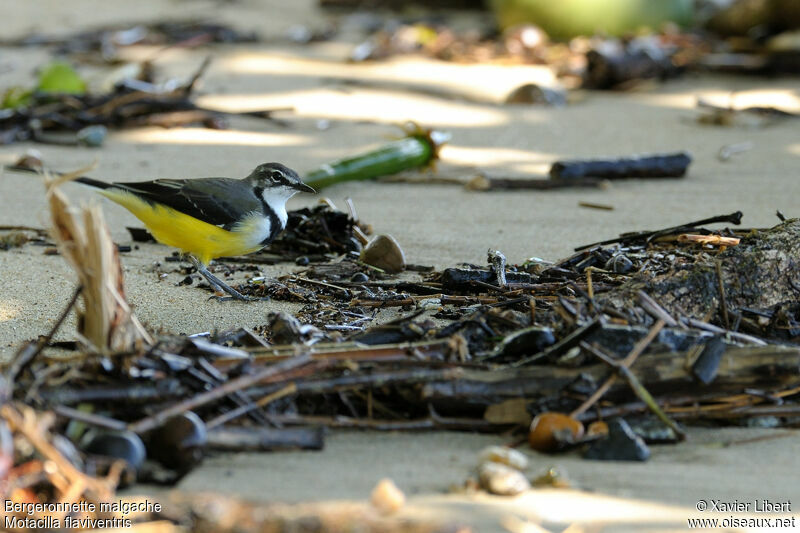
(293, 181), (316, 194)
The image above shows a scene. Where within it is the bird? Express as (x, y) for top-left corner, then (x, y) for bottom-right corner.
(70, 162), (315, 301)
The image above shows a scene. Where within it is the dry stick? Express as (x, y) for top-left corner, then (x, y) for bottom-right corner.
(182, 55), (212, 95)
(267, 412), (497, 431)
(129, 354), (312, 433)
(2, 405), (118, 500)
(575, 211), (744, 251)
(290, 276), (350, 293)
(571, 319), (666, 418)
(7, 285), (82, 384)
(466, 175), (605, 191)
(684, 317), (766, 345)
(637, 291), (679, 327)
(579, 201), (614, 211)
(673, 404), (800, 419)
(0, 224), (48, 233)
(580, 341), (686, 440)
(678, 234), (740, 246)
(243, 367), (463, 401)
(195, 357), (270, 426)
(207, 426), (324, 451)
(206, 383), (298, 430)
(715, 260), (730, 330)
(586, 268), (594, 300)
(52, 405), (127, 431)
(238, 338), (453, 365)
(577, 381), (800, 423)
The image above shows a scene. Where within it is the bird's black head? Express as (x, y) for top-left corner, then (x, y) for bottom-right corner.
(248, 163), (315, 194)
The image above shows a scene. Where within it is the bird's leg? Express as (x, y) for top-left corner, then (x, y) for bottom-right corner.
(188, 256), (255, 302)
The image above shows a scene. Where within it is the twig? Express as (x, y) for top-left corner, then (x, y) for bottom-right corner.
(637, 291), (679, 327)
(466, 175), (605, 191)
(245, 368), (463, 400)
(267, 412), (499, 431)
(571, 319), (665, 417)
(579, 201), (614, 211)
(52, 405), (127, 431)
(182, 56), (212, 95)
(2, 404), (118, 501)
(239, 338), (455, 364)
(129, 354), (312, 433)
(207, 426), (325, 451)
(290, 276), (350, 294)
(38, 379), (186, 405)
(206, 383), (298, 429)
(6, 285), (82, 385)
(575, 211), (743, 251)
(683, 317), (766, 345)
(0, 224), (48, 234)
(580, 341), (686, 440)
(715, 260), (730, 329)
(678, 234), (740, 246)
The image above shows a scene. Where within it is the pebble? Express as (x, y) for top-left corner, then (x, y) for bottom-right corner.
(478, 462), (530, 496)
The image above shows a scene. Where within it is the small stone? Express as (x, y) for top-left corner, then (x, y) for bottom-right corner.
(505, 83), (566, 106)
(605, 254), (634, 274)
(627, 417), (678, 443)
(478, 462), (530, 496)
(295, 256), (310, 266)
(584, 418), (650, 461)
(417, 297), (442, 310)
(532, 466), (571, 488)
(14, 149), (44, 171)
(586, 420), (609, 438)
(286, 24), (313, 44)
(370, 478), (405, 514)
(478, 445), (529, 471)
(742, 416), (781, 428)
(360, 234), (405, 273)
(350, 272), (369, 283)
(77, 125), (108, 147)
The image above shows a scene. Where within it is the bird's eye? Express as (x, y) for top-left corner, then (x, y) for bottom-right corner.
(270, 171), (282, 183)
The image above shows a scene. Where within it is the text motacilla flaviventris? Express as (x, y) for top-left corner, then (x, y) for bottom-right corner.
(75, 162), (315, 301)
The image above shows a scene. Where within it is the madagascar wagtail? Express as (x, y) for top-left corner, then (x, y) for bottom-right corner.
(72, 163), (314, 301)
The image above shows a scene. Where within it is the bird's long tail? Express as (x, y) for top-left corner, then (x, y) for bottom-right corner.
(74, 176), (113, 190)
(3, 164), (115, 190)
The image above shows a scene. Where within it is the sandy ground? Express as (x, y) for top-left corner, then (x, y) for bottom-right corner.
(1, 1), (800, 531)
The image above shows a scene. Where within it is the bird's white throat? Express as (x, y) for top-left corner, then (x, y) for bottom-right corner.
(261, 185), (299, 229)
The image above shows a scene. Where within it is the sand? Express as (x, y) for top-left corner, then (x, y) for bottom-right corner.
(1, 1), (799, 531)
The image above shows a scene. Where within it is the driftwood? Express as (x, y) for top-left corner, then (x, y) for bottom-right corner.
(421, 346), (800, 405)
(600, 219), (800, 321)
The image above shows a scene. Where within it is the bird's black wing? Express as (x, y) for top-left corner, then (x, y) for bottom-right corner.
(112, 177), (263, 228)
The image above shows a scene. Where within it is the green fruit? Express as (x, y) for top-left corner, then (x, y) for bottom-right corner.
(490, 0), (694, 40)
(37, 62), (87, 95)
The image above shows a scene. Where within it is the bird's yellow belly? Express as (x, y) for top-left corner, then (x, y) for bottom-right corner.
(101, 189), (263, 265)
